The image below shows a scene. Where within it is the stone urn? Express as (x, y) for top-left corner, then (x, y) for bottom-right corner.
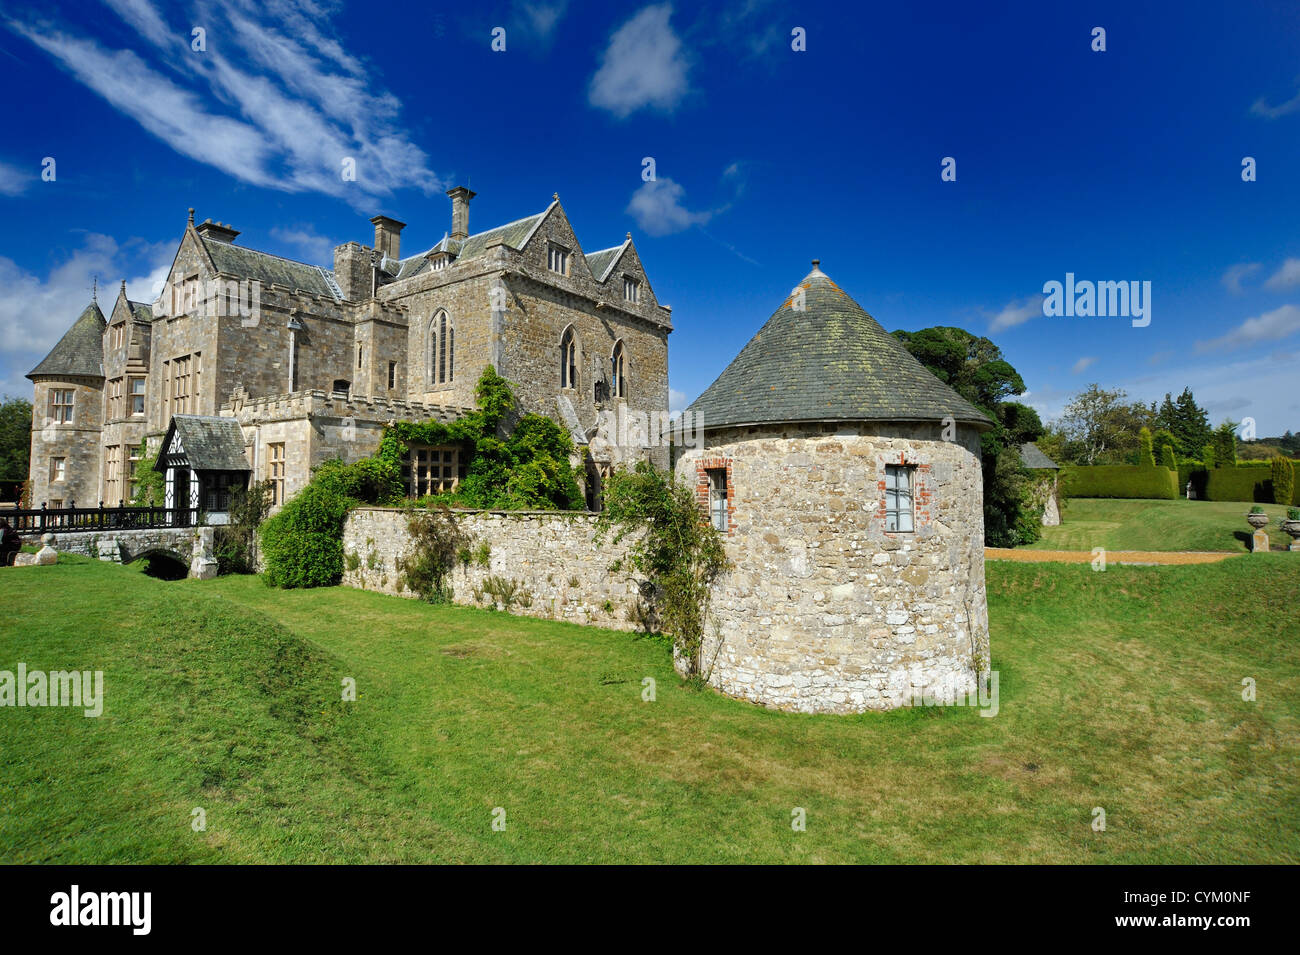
(1282, 519), (1300, 549)
(1246, 511), (1270, 531)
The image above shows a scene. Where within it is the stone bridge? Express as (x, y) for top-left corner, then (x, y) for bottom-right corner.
(20, 526), (218, 579)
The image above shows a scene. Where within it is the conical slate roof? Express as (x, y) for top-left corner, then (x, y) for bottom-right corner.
(687, 265), (992, 431)
(27, 301), (106, 379)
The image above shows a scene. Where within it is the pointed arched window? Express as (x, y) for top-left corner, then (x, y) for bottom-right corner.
(560, 326), (578, 389)
(611, 340), (627, 399)
(429, 311), (455, 385)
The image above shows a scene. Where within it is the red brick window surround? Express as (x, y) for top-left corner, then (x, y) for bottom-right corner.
(875, 454), (933, 535)
(695, 457), (735, 535)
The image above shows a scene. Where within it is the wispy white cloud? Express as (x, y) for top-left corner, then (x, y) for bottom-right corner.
(589, 4), (690, 118)
(1195, 303), (1300, 352)
(1221, 262), (1261, 294)
(626, 178), (712, 236)
(1264, 257), (1300, 290)
(1250, 78), (1300, 120)
(513, 0), (569, 46)
(270, 226), (338, 265)
(0, 234), (173, 399)
(1071, 356), (1096, 375)
(6, 0), (441, 204)
(0, 159), (36, 197)
(988, 296), (1042, 333)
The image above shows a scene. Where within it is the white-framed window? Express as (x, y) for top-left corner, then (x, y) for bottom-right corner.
(560, 327), (578, 389)
(109, 322), (125, 350)
(49, 389), (74, 424)
(50, 457), (66, 483)
(611, 340), (627, 398)
(884, 464), (915, 533)
(623, 276), (639, 303)
(130, 376), (146, 415)
(547, 243), (569, 275)
(707, 468), (728, 533)
(105, 445), (121, 504)
(107, 377), (124, 419)
(128, 444), (143, 499)
(402, 445), (465, 497)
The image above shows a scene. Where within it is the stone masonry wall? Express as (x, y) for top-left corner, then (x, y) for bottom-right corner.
(674, 422), (990, 714)
(342, 507), (640, 630)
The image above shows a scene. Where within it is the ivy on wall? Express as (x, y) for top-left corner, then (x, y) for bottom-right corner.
(260, 366), (584, 589)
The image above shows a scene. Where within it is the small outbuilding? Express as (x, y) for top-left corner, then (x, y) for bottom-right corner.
(155, 415), (251, 524)
(677, 262), (993, 713)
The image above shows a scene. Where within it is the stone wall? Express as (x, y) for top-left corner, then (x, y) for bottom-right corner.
(674, 422), (990, 714)
(19, 525), (216, 578)
(342, 506), (640, 630)
(28, 377), (103, 508)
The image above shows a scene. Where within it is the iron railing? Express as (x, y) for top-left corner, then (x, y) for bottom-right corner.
(6, 503), (202, 533)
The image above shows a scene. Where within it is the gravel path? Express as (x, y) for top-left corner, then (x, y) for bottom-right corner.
(985, 548), (1239, 566)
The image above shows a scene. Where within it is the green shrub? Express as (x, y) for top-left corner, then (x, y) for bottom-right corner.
(1060, 465), (1179, 500)
(259, 481), (353, 588)
(1138, 427), (1156, 468)
(1272, 457), (1296, 506)
(1160, 445), (1177, 471)
(1202, 445), (1216, 469)
(1212, 422), (1237, 468)
(213, 480), (273, 574)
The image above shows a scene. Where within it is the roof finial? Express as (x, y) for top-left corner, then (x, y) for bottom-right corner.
(91, 276), (98, 303)
(187, 207), (195, 225)
(120, 279), (127, 295)
(626, 232), (632, 240)
(812, 259), (820, 268)
(553, 192), (559, 201)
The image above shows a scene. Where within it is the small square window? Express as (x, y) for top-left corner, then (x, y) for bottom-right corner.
(884, 465), (914, 532)
(547, 243), (569, 275)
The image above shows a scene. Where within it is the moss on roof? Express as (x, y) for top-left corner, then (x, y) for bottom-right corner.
(686, 267), (993, 431)
(200, 235), (339, 299)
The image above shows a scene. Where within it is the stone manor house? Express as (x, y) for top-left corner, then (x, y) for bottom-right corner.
(27, 188), (672, 514)
(27, 188), (994, 713)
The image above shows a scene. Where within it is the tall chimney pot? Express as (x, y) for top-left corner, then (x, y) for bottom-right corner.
(369, 215), (406, 261)
(446, 186), (476, 241)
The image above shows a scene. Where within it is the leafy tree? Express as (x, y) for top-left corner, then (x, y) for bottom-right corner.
(1271, 456), (1295, 506)
(1156, 387), (1212, 458)
(1212, 421), (1238, 468)
(892, 326), (1042, 546)
(0, 395), (33, 496)
(1056, 384), (1151, 465)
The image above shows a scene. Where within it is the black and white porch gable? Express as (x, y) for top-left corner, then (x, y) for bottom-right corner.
(155, 415), (252, 524)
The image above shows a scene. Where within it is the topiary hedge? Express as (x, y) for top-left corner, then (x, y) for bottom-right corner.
(1060, 465), (1179, 500)
(1204, 463), (1300, 505)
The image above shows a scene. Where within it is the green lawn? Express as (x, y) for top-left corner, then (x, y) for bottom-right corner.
(1029, 497), (1298, 552)
(1, 553), (1297, 863)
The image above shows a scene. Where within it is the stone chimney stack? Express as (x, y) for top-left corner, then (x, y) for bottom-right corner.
(447, 186), (476, 240)
(369, 215), (406, 261)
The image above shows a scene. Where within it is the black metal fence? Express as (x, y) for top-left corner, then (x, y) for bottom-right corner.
(3, 503), (202, 534)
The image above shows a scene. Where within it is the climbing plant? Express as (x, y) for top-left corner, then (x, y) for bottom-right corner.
(595, 461), (730, 678)
(261, 366), (583, 589)
(398, 505), (471, 604)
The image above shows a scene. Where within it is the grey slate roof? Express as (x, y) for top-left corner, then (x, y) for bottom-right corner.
(1019, 442), (1059, 469)
(27, 301), (106, 379)
(391, 209), (550, 281)
(160, 415), (251, 471)
(584, 244), (626, 282)
(129, 301), (154, 322)
(686, 266), (993, 431)
(199, 234), (340, 299)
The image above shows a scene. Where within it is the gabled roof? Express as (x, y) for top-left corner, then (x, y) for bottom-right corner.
(198, 234), (340, 300)
(584, 241), (629, 283)
(390, 204), (555, 282)
(27, 301), (106, 380)
(156, 415), (250, 472)
(1019, 443), (1059, 469)
(129, 301), (154, 322)
(686, 264), (993, 431)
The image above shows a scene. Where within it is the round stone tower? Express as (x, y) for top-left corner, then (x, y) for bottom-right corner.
(675, 263), (993, 713)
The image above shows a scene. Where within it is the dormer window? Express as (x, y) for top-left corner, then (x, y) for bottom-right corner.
(623, 277), (639, 303)
(548, 243), (570, 275)
(430, 254), (448, 271)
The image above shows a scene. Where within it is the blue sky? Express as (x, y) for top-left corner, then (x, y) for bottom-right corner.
(1, 0), (1298, 433)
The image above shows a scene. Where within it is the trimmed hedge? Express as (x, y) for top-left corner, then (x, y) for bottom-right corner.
(1061, 465), (1179, 500)
(1204, 464), (1300, 505)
